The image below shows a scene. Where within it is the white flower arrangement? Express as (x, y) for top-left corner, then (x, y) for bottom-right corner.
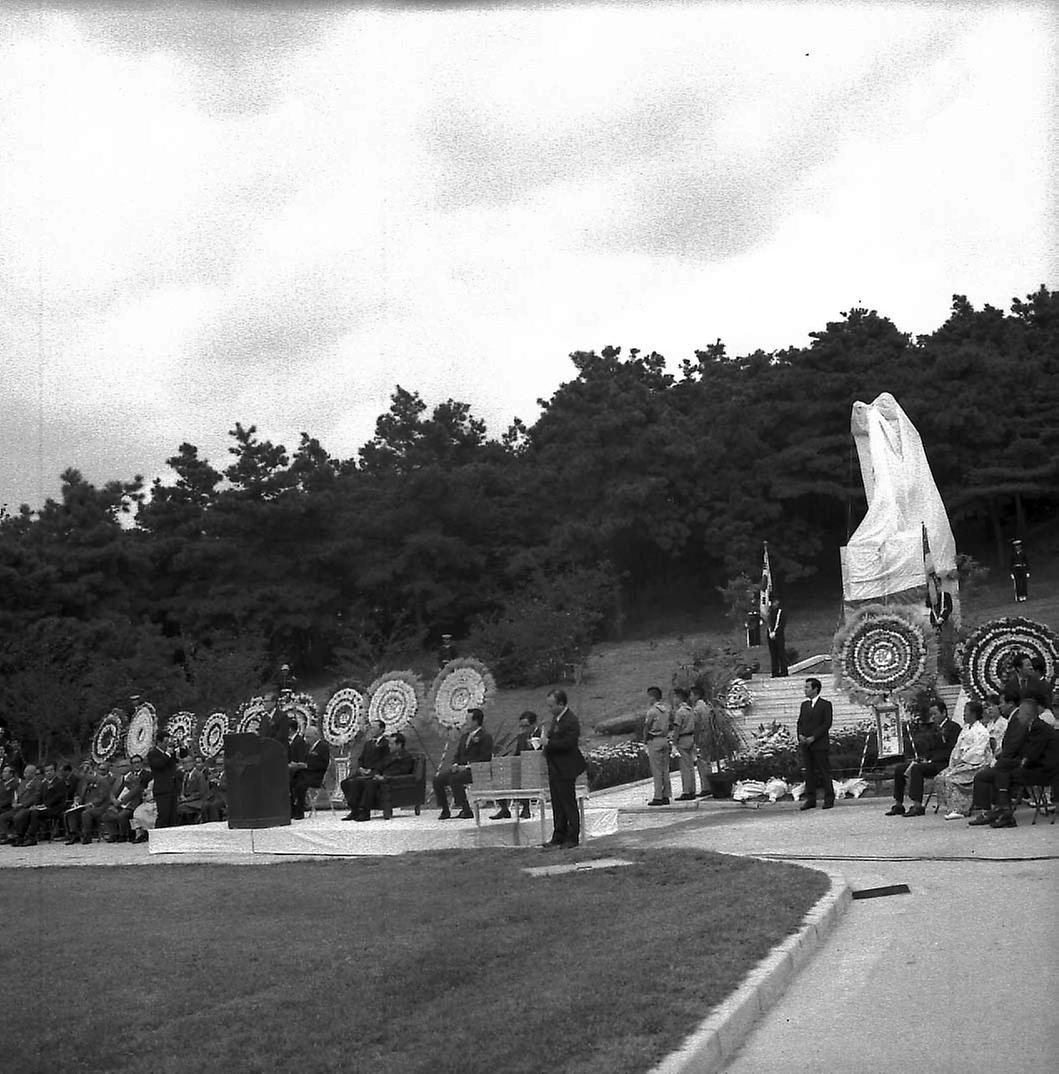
(429, 658), (496, 732)
(368, 670), (425, 732)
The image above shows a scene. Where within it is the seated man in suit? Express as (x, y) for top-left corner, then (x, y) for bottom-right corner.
(205, 753), (227, 823)
(884, 699), (960, 817)
(341, 721), (390, 820)
(491, 711), (542, 820)
(1010, 720), (1059, 805)
(2, 764), (42, 845)
(290, 726), (331, 819)
(16, 763), (67, 845)
(65, 762), (114, 844)
(433, 708), (493, 820)
(100, 758), (147, 842)
(969, 698), (1053, 828)
(354, 731), (416, 821)
(1002, 653), (1047, 707)
(176, 751), (208, 823)
(0, 764), (20, 840)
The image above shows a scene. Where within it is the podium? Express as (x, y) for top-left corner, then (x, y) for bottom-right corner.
(224, 733), (291, 829)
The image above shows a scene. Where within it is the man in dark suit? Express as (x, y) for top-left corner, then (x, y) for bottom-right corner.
(147, 730), (179, 829)
(357, 731), (416, 820)
(796, 678), (834, 810)
(17, 763), (67, 845)
(1002, 653), (1047, 707)
(542, 689), (587, 850)
(2, 764), (42, 844)
(767, 597), (788, 677)
(176, 751), (209, 823)
(341, 720), (390, 820)
(491, 710), (542, 820)
(433, 708), (493, 820)
(885, 699), (960, 817)
(261, 697), (294, 745)
(100, 759), (146, 842)
(290, 726), (330, 819)
(970, 699), (1053, 828)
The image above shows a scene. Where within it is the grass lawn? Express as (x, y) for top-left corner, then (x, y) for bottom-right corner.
(3, 849), (828, 1074)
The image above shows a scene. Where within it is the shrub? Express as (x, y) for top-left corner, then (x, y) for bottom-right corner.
(585, 741), (651, 791)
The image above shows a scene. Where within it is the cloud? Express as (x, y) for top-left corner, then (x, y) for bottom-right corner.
(0, 3), (1052, 513)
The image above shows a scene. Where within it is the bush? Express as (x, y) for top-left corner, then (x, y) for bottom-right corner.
(585, 741), (651, 791)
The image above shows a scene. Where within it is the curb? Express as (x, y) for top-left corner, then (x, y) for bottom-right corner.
(646, 867), (852, 1074)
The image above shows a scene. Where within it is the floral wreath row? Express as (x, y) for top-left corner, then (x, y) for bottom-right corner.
(87, 655), (499, 757)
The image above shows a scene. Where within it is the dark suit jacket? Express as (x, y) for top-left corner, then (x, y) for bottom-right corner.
(14, 776), (42, 808)
(288, 733), (308, 765)
(513, 728), (541, 755)
(41, 778), (68, 813)
(0, 778), (18, 810)
(357, 736), (390, 774)
(454, 729), (493, 765)
(378, 748), (416, 778)
(796, 698), (833, 751)
(544, 709), (587, 780)
(178, 768), (208, 808)
(147, 746), (178, 795)
(929, 719), (961, 766)
(1003, 671), (1048, 706)
(304, 738), (330, 779)
(262, 710), (294, 744)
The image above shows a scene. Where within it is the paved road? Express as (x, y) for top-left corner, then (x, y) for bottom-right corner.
(614, 796), (1059, 1074)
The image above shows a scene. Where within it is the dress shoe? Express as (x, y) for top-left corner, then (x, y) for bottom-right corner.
(560, 841), (579, 850)
(382, 810), (393, 821)
(884, 804), (905, 816)
(355, 813), (370, 822)
(81, 837), (93, 845)
(647, 798), (670, 806)
(457, 809), (474, 819)
(341, 812), (357, 821)
(989, 812), (1017, 828)
(968, 811), (998, 826)
(539, 842), (562, 851)
(64, 837), (79, 845)
(291, 812), (305, 821)
(675, 793), (696, 801)
(437, 811), (452, 821)
(489, 810), (512, 820)
(799, 800), (816, 811)
(821, 800), (835, 810)
(21, 837), (36, 846)
(696, 791), (713, 799)
(904, 804), (926, 817)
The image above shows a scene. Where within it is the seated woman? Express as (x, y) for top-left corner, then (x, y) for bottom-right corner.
(935, 700), (991, 819)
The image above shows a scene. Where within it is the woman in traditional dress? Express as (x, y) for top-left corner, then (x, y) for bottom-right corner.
(936, 700), (991, 819)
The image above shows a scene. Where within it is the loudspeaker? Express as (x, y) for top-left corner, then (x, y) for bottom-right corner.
(224, 733), (291, 829)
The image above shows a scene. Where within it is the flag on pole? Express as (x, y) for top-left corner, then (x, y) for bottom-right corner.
(759, 542), (773, 622)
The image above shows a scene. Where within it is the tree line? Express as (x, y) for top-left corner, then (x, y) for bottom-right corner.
(1, 286), (1056, 757)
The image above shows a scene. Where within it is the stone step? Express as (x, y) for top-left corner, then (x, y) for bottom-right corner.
(734, 656), (963, 736)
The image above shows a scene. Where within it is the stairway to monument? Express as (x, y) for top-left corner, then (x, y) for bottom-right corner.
(734, 655), (964, 736)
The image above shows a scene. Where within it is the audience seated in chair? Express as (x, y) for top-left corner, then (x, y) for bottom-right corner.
(885, 699), (960, 817)
(341, 721), (390, 821)
(935, 701), (992, 819)
(65, 763), (113, 844)
(1009, 719), (1059, 812)
(130, 785), (156, 843)
(13, 763), (67, 846)
(491, 711), (541, 821)
(969, 698), (1053, 829)
(100, 757), (147, 842)
(176, 752), (208, 823)
(349, 732), (416, 821)
(0, 764), (22, 842)
(290, 726), (330, 820)
(2, 765), (42, 845)
(205, 754), (227, 823)
(433, 708), (493, 821)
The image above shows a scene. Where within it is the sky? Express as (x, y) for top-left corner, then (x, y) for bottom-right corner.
(0, 1), (1054, 512)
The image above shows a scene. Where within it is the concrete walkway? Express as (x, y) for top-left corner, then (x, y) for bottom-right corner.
(612, 794), (1059, 1074)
